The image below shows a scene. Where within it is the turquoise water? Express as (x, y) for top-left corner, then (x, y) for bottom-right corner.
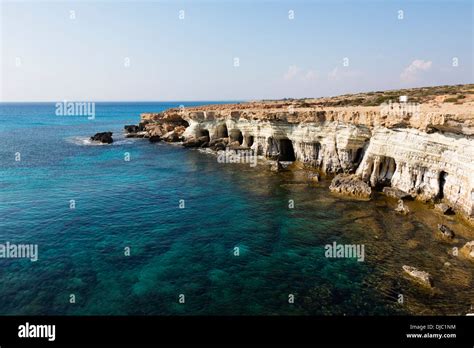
(2, 102), (464, 316)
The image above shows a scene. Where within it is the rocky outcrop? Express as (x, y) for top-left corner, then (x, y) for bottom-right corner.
(437, 224), (455, 239)
(128, 85), (474, 222)
(90, 132), (113, 144)
(382, 187), (412, 200)
(402, 265), (434, 288)
(329, 174), (372, 199)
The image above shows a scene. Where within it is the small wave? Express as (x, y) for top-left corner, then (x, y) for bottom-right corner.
(65, 136), (134, 146)
(66, 136), (103, 146)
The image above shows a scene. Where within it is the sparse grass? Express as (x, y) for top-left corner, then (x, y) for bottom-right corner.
(444, 97), (459, 103)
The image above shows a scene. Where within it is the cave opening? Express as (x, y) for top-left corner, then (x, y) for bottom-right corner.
(245, 135), (254, 147)
(353, 147), (365, 165)
(230, 129), (244, 145)
(278, 138), (296, 161)
(197, 129), (210, 141)
(215, 124), (228, 138)
(439, 171), (448, 199)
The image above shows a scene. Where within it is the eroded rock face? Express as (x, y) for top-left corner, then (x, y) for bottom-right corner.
(329, 174), (372, 199)
(402, 265), (433, 288)
(356, 128), (473, 218)
(90, 132), (113, 144)
(131, 87), (474, 222)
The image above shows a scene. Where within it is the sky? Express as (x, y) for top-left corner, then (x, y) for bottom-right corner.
(0, 0), (473, 102)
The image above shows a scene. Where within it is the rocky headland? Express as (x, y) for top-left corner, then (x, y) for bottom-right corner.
(125, 84), (474, 229)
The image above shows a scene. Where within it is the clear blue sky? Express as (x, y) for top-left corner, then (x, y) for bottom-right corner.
(1, 0), (472, 101)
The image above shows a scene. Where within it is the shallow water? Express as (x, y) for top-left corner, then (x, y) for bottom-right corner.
(0, 102), (472, 315)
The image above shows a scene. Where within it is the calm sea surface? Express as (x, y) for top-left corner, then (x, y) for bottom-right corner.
(0, 102), (472, 315)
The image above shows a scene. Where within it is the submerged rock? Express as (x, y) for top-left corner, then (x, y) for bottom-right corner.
(383, 187), (412, 200)
(402, 265), (433, 288)
(395, 199), (410, 215)
(437, 224), (455, 239)
(329, 174), (372, 199)
(435, 203), (454, 215)
(90, 132), (113, 144)
(270, 160), (284, 172)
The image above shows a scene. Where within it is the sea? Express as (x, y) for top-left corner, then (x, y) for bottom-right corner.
(0, 102), (472, 315)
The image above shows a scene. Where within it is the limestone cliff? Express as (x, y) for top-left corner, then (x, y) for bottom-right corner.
(130, 84), (474, 223)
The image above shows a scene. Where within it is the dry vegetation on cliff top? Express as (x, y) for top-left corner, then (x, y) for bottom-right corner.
(181, 84), (474, 112)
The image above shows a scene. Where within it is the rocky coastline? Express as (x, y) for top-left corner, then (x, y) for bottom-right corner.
(124, 85), (474, 226)
(119, 85), (474, 293)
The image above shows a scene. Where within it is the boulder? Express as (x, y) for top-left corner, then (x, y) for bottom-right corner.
(214, 142), (226, 151)
(435, 203), (454, 215)
(402, 265), (433, 288)
(460, 241), (474, 260)
(209, 138), (224, 147)
(229, 141), (241, 149)
(90, 132), (113, 144)
(182, 140), (201, 148)
(329, 174), (372, 199)
(437, 224), (455, 239)
(198, 135), (210, 143)
(395, 199), (410, 215)
(382, 187), (412, 200)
